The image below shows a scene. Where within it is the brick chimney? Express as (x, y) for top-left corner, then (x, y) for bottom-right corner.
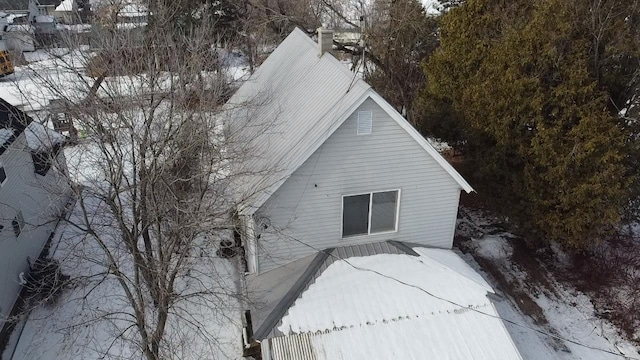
(317, 27), (334, 56)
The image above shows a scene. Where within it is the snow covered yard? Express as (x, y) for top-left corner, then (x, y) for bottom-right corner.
(456, 207), (640, 360)
(0, 48), (90, 112)
(2, 194), (245, 360)
(0, 48), (248, 360)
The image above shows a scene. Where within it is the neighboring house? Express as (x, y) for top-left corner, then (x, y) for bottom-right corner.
(93, 1), (147, 28)
(53, 0), (76, 24)
(116, 2), (146, 25)
(0, 0), (60, 50)
(0, 98), (71, 341)
(226, 28), (524, 359)
(33, 0), (61, 16)
(0, 0), (60, 19)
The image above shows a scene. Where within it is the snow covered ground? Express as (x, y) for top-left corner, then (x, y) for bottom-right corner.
(422, 0), (443, 14)
(457, 208), (640, 360)
(0, 50), (246, 360)
(2, 194), (245, 360)
(0, 48), (90, 111)
(0, 47), (250, 113)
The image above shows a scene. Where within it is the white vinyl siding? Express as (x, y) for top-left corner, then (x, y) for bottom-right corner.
(0, 133), (71, 321)
(254, 98), (462, 272)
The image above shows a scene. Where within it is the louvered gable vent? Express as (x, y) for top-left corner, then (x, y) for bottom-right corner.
(357, 111), (372, 135)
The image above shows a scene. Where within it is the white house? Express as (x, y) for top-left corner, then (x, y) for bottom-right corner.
(227, 27), (473, 274)
(225, 28), (522, 359)
(0, 98), (71, 342)
(53, 0), (77, 24)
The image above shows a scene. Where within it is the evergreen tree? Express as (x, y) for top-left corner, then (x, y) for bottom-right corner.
(416, 0), (640, 248)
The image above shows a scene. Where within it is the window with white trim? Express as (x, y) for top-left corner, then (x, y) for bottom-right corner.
(342, 190), (399, 237)
(0, 163), (6, 187)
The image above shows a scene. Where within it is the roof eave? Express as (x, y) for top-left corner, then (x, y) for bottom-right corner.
(238, 88), (373, 215)
(366, 91), (474, 193)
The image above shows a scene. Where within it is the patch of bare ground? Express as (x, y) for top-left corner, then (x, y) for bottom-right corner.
(455, 206), (570, 351)
(456, 203), (640, 354)
(561, 231), (640, 344)
(450, 158), (640, 356)
(457, 234), (549, 326)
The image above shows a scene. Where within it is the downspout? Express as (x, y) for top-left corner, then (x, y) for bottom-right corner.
(261, 339), (271, 360)
(242, 310), (262, 358)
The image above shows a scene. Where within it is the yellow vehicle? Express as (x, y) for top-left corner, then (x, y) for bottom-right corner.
(0, 50), (13, 77)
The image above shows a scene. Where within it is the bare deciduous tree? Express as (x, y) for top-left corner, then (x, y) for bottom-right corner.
(244, 0), (439, 122)
(7, 1), (270, 358)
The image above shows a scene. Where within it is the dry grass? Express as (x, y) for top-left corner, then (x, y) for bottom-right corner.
(566, 232), (640, 343)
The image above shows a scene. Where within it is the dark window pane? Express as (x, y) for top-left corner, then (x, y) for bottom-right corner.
(12, 219), (20, 237)
(371, 191), (398, 233)
(343, 194), (370, 237)
(13, 211), (23, 238)
(31, 152), (51, 176)
(0, 166), (5, 184)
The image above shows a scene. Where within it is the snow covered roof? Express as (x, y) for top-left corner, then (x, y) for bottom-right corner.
(118, 2), (147, 17)
(258, 245), (522, 360)
(0, 128), (13, 144)
(226, 28), (472, 216)
(6, 23), (32, 31)
(249, 241), (411, 339)
(25, 121), (65, 151)
(0, 96), (32, 155)
(54, 0), (73, 11)
(34, 14), (54, 22)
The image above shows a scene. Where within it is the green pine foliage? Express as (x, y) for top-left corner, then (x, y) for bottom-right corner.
(416, 0), (640, 248)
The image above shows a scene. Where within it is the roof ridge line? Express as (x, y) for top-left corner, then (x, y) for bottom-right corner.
(280, 302), (495, 337)
(253, 248), (335, 340)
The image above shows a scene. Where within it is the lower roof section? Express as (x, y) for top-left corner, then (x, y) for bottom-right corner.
(246, 240), (415, 340)
(252, 243), (522, 360)
(262, 303), (522, 360)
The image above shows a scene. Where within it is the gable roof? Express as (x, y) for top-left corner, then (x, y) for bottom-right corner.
(226, 28), (472, 215)
(258, 245), (522, 360)
(0, 96), (33, 156)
